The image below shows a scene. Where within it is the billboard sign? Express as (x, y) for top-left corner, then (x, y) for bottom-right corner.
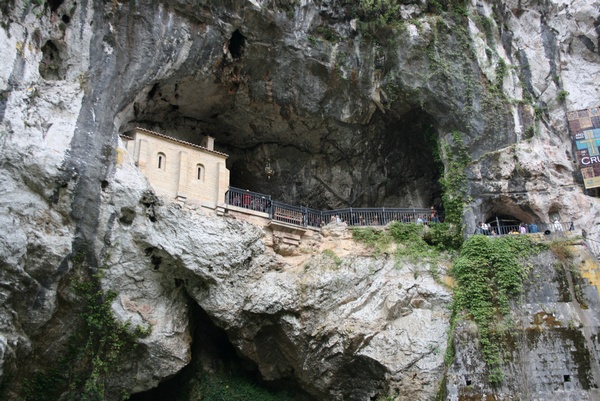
(568, 106), (600, 189)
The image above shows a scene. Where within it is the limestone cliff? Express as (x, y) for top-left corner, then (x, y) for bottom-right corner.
(1, 0), (600, 400)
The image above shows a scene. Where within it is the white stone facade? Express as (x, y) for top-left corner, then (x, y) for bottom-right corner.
(124, 128), (230, 209)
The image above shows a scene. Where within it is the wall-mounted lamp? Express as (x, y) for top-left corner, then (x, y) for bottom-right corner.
(265, 158), (274, 180)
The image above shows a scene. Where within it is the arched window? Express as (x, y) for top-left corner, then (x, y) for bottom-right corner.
(157, 153), (166, 170)
(196, 164), (205, 181)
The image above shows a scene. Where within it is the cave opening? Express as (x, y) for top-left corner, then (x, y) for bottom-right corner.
(484, 213), (523, 235)
(478, 197), (540, 235)
(228, 29), (246, 59)
(39, 40), (64, 80)
(122, 78), (444, 213)
(127, 303), (314, 401)
(48, 0), (64, 12)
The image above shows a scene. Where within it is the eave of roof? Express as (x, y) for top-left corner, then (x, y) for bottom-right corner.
(124, 127), (229, 158)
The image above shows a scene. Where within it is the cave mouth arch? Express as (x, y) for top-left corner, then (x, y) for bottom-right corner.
(121, 77), (444, 212)
(485, 213), (523, 235)
(39, 40), (65, 80)
(127, 304), (315, 401)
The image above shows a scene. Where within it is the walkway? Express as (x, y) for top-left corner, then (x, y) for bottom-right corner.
(224, 188), (580, 240)
(224, 186), (436, 229)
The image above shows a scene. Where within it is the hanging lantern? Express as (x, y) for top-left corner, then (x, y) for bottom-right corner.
(265, 158), (274, 180)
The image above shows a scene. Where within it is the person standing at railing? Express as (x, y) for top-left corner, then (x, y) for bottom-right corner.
(481, 221), (490, 235)
(553, 219), (563, 232)
(243, 190), (251, 208)
(430, 206), (438, 223)
(519, 223), (527, 235)
(529, 222), (539, 233)
(258, 196), (267, 213)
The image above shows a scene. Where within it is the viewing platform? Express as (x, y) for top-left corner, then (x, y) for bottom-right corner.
(223, 187), (435, 229)
(220, 187), (579, 252)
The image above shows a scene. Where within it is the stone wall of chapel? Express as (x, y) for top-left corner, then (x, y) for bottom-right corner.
(129, 130), (229, 208)
(180, 149), (230, 208)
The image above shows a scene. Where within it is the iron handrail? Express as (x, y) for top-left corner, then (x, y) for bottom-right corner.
(472, 222), (575, 236)
(225, 187), (582, 240)
(225, 187), (271, 213)
(225, 186), (435, 228)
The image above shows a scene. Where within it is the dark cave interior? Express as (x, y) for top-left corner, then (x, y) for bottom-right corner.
(118, 22), (446, 211)
(127, 303), (314, 401)
(124, 79), (444, 211)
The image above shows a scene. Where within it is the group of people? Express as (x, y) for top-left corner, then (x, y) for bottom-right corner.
(416, 206), (440, 224)
(475, 220), (547, 236)
(230, 191), (272, 213)
(475, 221), (495, 235)
(228, 189), (446, 228)
(324, 207), (443, 228)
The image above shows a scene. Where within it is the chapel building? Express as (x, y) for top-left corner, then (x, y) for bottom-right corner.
(123, 127), (230, 209)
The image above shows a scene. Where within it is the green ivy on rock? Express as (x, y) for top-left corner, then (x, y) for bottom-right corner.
(449, 235), (546, 383)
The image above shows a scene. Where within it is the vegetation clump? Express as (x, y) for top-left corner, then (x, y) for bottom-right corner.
(196, 372), (294, 401)
(427, 0), (469, 16)
(352, 226), (392, 249)
(448, 235), (546, 383)
(353, 0), (404, 26)
(557, 90), (569, 102)
(352, 221), (460, 266)
(322, 248), (343, 267)
(439, 131), (470, 240)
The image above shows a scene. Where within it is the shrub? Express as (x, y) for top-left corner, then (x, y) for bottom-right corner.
(389, 221), (423, 242)
(557, 90), (569, 102)
(423, 222), (462, 250)
(198, 372), (294, 401)
(450, 235), (545, 383)
(352, 227), (391, 247)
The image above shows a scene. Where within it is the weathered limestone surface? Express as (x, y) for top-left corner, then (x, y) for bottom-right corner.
(446, 243), (600, 400)
(464, 0), (600, 237)
(102, 153), (452, 400)
(0, 0), (599, 399)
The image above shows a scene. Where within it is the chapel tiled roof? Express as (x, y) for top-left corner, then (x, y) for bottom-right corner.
(123, 127), (229, 157)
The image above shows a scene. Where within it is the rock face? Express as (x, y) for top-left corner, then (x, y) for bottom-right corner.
(446, 242), (600, 400)
(69, 154), (453, 400)
(1, 0), (600, 400)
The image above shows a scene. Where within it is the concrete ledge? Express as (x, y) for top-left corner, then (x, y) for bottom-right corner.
(268, 220), (308, 236)
(226, 204), (270, 219)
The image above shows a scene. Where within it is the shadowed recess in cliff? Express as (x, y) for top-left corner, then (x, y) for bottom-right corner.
(127, 304), (314, 401)
(122, 75), (444, 210)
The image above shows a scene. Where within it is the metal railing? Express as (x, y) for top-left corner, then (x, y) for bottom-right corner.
(320, 208), (434, 227)
(225, 187), (434, 229)
(225, 187), (272, 214)
(473, 222), (575, 236)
